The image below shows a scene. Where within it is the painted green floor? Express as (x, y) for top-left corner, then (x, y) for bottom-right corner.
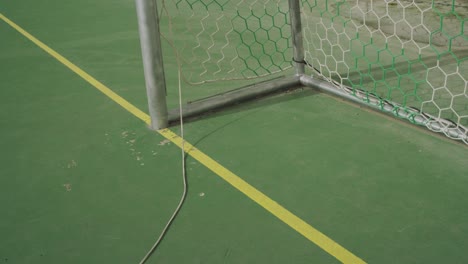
(1, 1), (468, 263)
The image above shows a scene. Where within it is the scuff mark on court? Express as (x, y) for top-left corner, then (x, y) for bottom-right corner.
(63, 183), (72, 191)
(158, 139), (170, 146)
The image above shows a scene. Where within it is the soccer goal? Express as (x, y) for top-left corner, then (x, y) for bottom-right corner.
(135, 0), (468, 145)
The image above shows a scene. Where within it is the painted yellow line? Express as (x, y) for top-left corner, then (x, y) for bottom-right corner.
(160, 128), (366, 263)
(1, 13), (366, 264)
(0, 13), (150, 124)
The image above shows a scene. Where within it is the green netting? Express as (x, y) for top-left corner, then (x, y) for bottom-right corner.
(160, 0), (467, 143)
(159, 0), (292, 84)
(302, 0), (467, 143)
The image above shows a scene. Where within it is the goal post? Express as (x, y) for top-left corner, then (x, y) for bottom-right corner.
(135, 0), (468, 144)
(135, 0), (169, 129)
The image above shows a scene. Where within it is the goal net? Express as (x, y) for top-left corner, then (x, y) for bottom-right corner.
(301, 0), (468, 143)
(159, 0), (294, 84)
(153, 0), (467, 144)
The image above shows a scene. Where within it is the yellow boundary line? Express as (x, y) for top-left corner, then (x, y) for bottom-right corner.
(1, 13), (365, 264)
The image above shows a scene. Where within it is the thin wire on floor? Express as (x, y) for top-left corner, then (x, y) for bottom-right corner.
(138, 68), (188, 264)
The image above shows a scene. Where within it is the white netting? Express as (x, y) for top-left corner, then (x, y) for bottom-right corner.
(157, 0), (467, 143)
(302, 0), (468, 143)
(159, 0), (293, 84)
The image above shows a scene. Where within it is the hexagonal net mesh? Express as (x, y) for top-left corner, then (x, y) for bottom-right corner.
(302, 0), (468, 143)
(159, 0), (293, 84)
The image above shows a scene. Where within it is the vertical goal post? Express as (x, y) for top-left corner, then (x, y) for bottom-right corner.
(135, 0), (468, 144)
(135, 0), (169, 129)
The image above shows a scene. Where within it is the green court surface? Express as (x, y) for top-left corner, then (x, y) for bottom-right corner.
(1, 1), (468, 264)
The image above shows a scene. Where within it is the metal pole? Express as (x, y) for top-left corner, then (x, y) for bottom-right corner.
(299, 75), (468, 143)
(135, 0), (169, 129)
(167, 76), (301, 122)
(288, 0), (305, 75)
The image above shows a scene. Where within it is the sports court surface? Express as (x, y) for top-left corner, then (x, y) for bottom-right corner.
(1, 1), (468, 263)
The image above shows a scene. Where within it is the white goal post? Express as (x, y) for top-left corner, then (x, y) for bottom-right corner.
(135, 0), (468, 144)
